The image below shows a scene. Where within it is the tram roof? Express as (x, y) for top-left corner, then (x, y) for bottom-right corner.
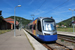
(29, 17), (54, 24)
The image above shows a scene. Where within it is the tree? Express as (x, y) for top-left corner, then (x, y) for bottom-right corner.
(0, 16), (3, 23)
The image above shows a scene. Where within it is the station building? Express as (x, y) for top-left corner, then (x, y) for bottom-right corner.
(0, 17), (11, 30)
(0, 17), (19, 30)
(4, 18), (19, 29)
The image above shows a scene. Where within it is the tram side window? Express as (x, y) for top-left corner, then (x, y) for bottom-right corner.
(33, 24), (36, 30)
(30, 25), (32, 29)
(37, 20), (42, 32)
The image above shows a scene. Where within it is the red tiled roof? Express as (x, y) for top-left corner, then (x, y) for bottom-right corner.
(4, 18), (19, 25)
(4, 18), (14, 21)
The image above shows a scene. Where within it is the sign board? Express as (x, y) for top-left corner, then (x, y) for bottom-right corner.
(72, 21), (75, 26)
(72, 24), (75, 26)
(72, 21), (75, 24)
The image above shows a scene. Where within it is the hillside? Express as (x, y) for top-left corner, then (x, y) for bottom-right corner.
(57, 16), (75, 27)
(6, 16), (32, 26)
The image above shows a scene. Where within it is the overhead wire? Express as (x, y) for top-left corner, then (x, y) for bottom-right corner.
(33, 0), (46, 15)
(43, 0), (69, 15)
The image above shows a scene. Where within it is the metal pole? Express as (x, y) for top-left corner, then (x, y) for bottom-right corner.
(72, 10), (74, 33)
(14, 6), (17, 36)
(14, 7), (16, 37)
(21, 21), (22, 29)
(14, 5), (21, 36)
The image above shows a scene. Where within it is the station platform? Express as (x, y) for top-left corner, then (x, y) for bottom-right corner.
(0, 29), (33, 50)
(0, 29), (47, 50)
(57, 31), (75, 37)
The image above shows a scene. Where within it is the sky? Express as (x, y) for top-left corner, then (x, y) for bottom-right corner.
(0, 0), (75, 23)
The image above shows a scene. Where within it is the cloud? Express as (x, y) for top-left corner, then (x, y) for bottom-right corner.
(2, 8), (13, 13)
(50, 10), (69, 16)
(29, 0), (34, 5)
(35, 11), (45, 15)
(2, 0), (14, 8)
(30, 9), (45, 16)
(55, 20), (61, 23)
(3, 13), (13, 18)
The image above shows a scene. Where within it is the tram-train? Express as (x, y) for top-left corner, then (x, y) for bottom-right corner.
(26, 17), (57, 42)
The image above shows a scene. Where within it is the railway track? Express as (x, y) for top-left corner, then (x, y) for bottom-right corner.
(25, 29), (75, 50)
(42, 42), (73, 50)
(58, 34), (75, 43)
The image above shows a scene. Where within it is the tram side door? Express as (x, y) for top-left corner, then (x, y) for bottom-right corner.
(33, 20), (37, 36)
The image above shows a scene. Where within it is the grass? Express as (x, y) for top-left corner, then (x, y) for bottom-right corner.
(0, 30), (11, 34)
(61, 39), (64, 42)
(57, 27), (75, 32)
(71, 37), (75, 39)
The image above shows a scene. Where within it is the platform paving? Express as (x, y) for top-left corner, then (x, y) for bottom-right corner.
(0, 29), (33, 50)
(23, 29), (47, 50)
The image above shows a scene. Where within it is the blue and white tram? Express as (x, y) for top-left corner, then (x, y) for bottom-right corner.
(27, 17), (57, 42)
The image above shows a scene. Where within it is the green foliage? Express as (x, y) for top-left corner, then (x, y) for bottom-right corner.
(0, 16), (3, 19)
(57, 27), (75, 32)
(0, 16), (4, 23)
(71, 37), (75, 39)
(6, 16), (32, 26)
(0, 30), (11, 34)
(57, 16), (75, 27)
(61, 39), (64, 42)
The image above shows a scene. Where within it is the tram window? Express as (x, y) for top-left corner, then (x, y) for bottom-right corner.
(33, 24), (36, 30)
(37, 20), (42, 32)
(30, 25), (32, 29)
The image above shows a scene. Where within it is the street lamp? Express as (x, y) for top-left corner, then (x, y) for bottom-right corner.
(69, 8), (75, 33)
(14, 5), (21, 37)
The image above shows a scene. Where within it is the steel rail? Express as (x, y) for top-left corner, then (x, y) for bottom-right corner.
(58, 34), (75, 39)
(58, 35), (75, 43)
(55, 42), (73, 50)
(42, 43), (53, 50)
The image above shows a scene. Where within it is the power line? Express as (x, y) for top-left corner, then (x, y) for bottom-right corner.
(33, 0), (46, 15)
(44, 0), (69, 14)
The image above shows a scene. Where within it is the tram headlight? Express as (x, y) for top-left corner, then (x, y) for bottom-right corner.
(44, 33), (50, 35)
